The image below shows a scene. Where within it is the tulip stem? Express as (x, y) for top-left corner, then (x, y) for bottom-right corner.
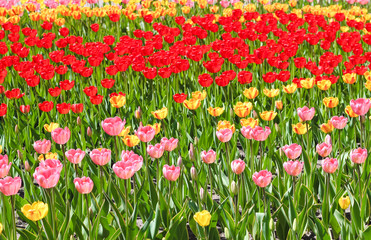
(360, 117), (363, 147)
(36, 221), (42, 240)
(11, 195), (16, 240)
(259, 142), (262, 170)
(62, 144), (68, 207)
(85, 195), (91, 239)
(208, 165), (213, 200)
(114, 136), (119, 162)
(292, 176), (296, 203)
(250, 140), (254, 176)
(357, 165), (362, 201)
(125, 179), (129, 230)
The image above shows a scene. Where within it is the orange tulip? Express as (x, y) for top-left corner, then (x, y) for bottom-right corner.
(343, 73), (357, 84)
(282, 83), (297, 94)
(243, 87), (259, 99)
(345, 105), (359, 118)
(118, 126), (131, 137)
(233, 102), (253, 118)
(263, 88), (280, 98)
(317, 80), (331, 91)
(122, 135), (140, 147)
(184, 98), (201, 110)
(275, 101), (283, 110)
(151, 107), (168, 120)
(323, 97), (339, 108)
(217, 120), (235, 133)
(192, 90), (207, 100)
(301, 78), (315, 89)
(207, 107), (224, 117)
(292, 123), (308, 135)
(240, 118), (259, 128)
(320, 120), (334, 133)
(260, 111), (277, 121)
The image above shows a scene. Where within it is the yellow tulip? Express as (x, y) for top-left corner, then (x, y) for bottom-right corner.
(282, 83), (297, 94)
(301, 78), (315, 89)
(320, 120), (334, 133)
(110, 95), (126, 108)
(147, 123), (161, 135)
(21, 201), (48, 222)
(317, 80), (331, 91)
(183, 98), (201, 110)
(365, 80), (371, 91)
(151, 107), (168, 120)
(323, 97), (339, 108)
(44, 122), (59, 133)
(263, 88), (280, 98)
(343, 73), (357, 84)
(345, 105), (359, 118)
(292, 123), (308, 135)
(217, 120), (235, 133)
(243, 87), (259, 99)
(193, 210), (211, 227)
(192, 90), (207, 100)
(240, 118), (259, 128)
(260, 111), (277, 121)
(118, 126), (131, 137)
(207, 107), (224, 117)
(275, 100), (283, 110)
(122, 135), (140, 147)
(38, 152), (58, 161)
(233, 102), (253, 118)
(339, 196), (350, 210)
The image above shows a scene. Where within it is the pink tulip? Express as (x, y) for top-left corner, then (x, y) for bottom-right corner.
(241, 126), (253, 139)
(350, 148), (368, 164)
(147, 144), (165, 159)
(74, 177), (94, 194)
(252, 170), (272, 188)
(251, 126), (271, 141)
(216, 128), (233, 142)
(0, 154), (11, 178)
(358, 0), (369, 4)
(330, 116), (348, 129)
(51, 127), (71, 145)
(281, 144), (302, 160)
(0, 176), (21, 196)
(65, 149), (85, 164)
(322, 158), (338, 174)
(325, 134), (332, 145)
(121, 151), (143, 171)
(33, 167), (60, 188)
(297, 106), (315, 122)
(89, 148), (111, 166)
(220, 0), (229, 7)
(135, 126), (156, 142)
(161, 137), (179, 152)
(163, 165), (180, 181)
(316, 142), (332, 157)
(201, 149), (216, 164)
(350, 98), (371, 116)
(121, 150), (137, 161)
(39, 159), (63, 173)
(113, 161), (136, 179)
(283, 161), (303, 176)
(231, 159), (245, 174)
(33, 139), (51, 154)
(101, 117), (126, 136)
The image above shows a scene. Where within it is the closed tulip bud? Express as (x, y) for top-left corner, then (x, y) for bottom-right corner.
(87, 127), (92, 137)
(253, 110), (258, 118)
(77, 116), (82, 125)
(275, 123), (281, 134)
(339, 196), (350, 210)
(15, 125), (19, 133)
(269, 218), (274, 230)
(199, 187), (205, 202)
(33, 152), (38, 161)
(275, 101), (283, 110)
(191, 166), (197, 180)
(189, 143), (194, 161)
(177, 122), (180, 131)
(194, 137), (198, 145)
(25, 161), (30, 172)
(230, 181), (238, 195)
(224, 228), (230, 239)
(135, 107), (141, 119)
(17, 150), (23, 160)
(293, 218), (297, 232)
(177, 156), (182, 167)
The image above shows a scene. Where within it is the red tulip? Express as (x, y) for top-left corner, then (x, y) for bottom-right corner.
(173, 93), (187, 103)
(60, 80), (75, 91)
(56, 103), (71, 114)
(48, 87), (62, 97)
(71, 103), (84, 114)
(20, 105), (30, 114)
(90, 95), (103, 105)
(198, 74), (213, 87)
(90, 23), (99, 32)
(39, 101), (54, 112)
(83, 86), (98, 97)
(0, 103), (7, 116)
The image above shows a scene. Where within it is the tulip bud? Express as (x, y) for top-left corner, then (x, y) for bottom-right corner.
(77, 116), (82, 125)
(17, 150), (23, 160)
(189, 143), (194, 161)
(15, 125), (19, 134)
(199, 187), (205, 202)
(293, 218), (297, 232)
(177, 122), (180, 131)
(87, 127), (92, 137)
(279, 147), (284, 158)
(194, 137), (198, 145)
(275, 100), (283, 110)
(224, 228), (230, 239)
(230, 180), (238, 195)
(190, 166), (197, 180)
(33, 152), (38, 161)
(135, 107), (141, 119)
(361, 115), (366, 123)
(275, 123), (281, 134)
(252, 110), (258, 119)
(177, 156), (182, 167)
(269, 218), (274, 230)
(25, 161), (31, 172)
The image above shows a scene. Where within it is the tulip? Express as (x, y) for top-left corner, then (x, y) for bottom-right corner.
(163, 165), (180, 181)
(292, 123), (308, 135)
(147, 144), (165, 159)
(217, 120), (235, 132)
(65, 149), (85, 164)
(240, 118), (259, 128)
(316, 142), (332, 157)
(300, 78), (315, 89)
(297, 106), (315, 121)
(0, 177), (21, 196)
(113, 161), (135, 179)
(350, 98), (371, 116)
(263, 88), (280, 98)
(233, 102), (253, 118)
(252, 170), (272, 188)
(39, 159), (63, 173)
(161, 137), (178, 152)
(21, 201), (48, 221)
(345, 105), (359, 118)
(231, 159), (245, 174)
(323, 97), (339, 108)
(101, 117), (126, 136)
(282, 144), (302, 160)
(275, 101), (283, 110)
(33, 139), (51, 154)
(44, 123), (59, 132)
(33, 167), (60, 189)
(243, 87), (259, 99)
(330, 116), (348, 129)
(260, 111), (277, 121)
(283, 161), (303, 176)
(339, 196), (350, 210)
(109, 95), (126, 108)
(183, 98), (201, 110)
(0, 154), (11, 178)
(350, 148), (367, 164)
(283, 83), (297, 94)
(322, 158), (338, 174)
(118, 126), (131, 137)
(89, 149), (111, 166)
(135, 126), (155, 142)
(201, 150), (216, 164)
(320, 121), (334, 133)
(207, 107), (224, 117)
(151, 107), (168, 120)
(192, 90), (207, 100)
(251, 126), (271, 141)
(38, 152), (58, 161)
(190, 166), (197, 180)
(194, 210), (211, 227)
(122, 135), (140, 147)
(51, 127), (71, 145)
(216, 128), (233, 142)
(317, 80), (332, 90)
(343, 73), (357, 84)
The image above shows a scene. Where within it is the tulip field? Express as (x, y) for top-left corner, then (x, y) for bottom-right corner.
(2, 0), (371, 239)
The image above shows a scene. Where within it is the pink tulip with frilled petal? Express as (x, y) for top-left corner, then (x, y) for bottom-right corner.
(350, 98), (371, 116)
(241, 126), (253, 139)
(251, 126), (271, 141)
(350, 148), (368, 164)
(0, 154), (11, 178)
(101, 117), (126, 136)
(0, 176), (21, 196)
(51, 127), (71, 145)
(252, 170), (272, 188)
(65, 149), (85, 164)
(74, 177), (94, 194)
(281, 144), (302, 160)
(161, 137), (179, 152)
(135, 126), (155, 142)
(231, 159), (245, 174)
(39, 159), (63, 173)
(283, 161), (303, 176)
(113, 161), (136, 179)
(33, 139), (51, 154)
(330, 116), (348, 129)
(297, 106), (315, 122)
(33, 167), (60, 189)
(201, 149), (216, 164)
(322, 158), (338, 174)
(316, 142), (332, 157)
(216, 128), (233, 142)
(163, 165), (180, 181)
(89, 149), (111, 166)
(147, 144), (165, 159)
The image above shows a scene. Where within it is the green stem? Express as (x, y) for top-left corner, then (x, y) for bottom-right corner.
(250, 140), (254, 175)
(125, 179), (129, 230)
(62, 144), (68, 207)
(11, 195), (16, 240)
(208, 165), (213, 199)
(85, 195), (91, 239)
